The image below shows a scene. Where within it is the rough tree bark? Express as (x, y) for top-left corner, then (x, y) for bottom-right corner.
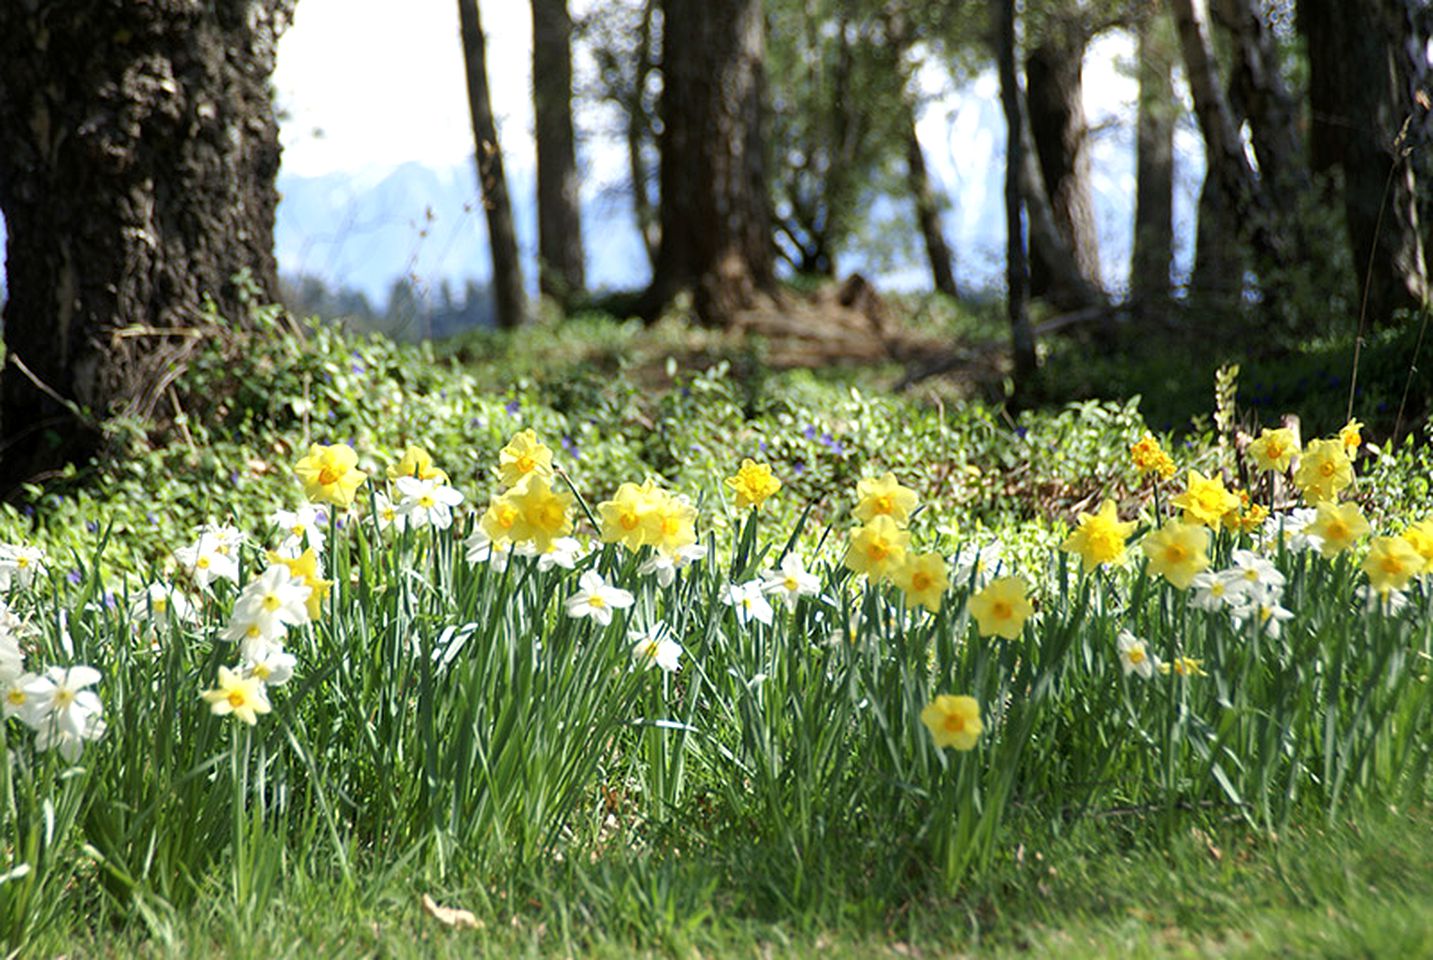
(1299, 0), (1429, 325)
(0, 0), (294, 493)
(636, 0), (773, 326)
(997, 0), (1037, 398)
(1025, 22), (1102, 305)
(1170, 0), (1287, 271)
(1131, 7), (1176, 302)
(1191, 164), (1247, 302)
(531, 0), (585, 305)
(458, 0), (527, 329)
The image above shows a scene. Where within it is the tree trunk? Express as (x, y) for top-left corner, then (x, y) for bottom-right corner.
(0, 0), (294, 493)
(1191, 164), (1245, 301)
(1131, 8), (1176, 302)
(1019, 103), (1104, 311)
(1212, 0), (1307, 200)
(1170, 0), (1288, 271)
(997, 0), (1037, 399)
(531, 0), (585, 306)
(1025, 26), (1102, 303)
(904, 100), (958, 299)
(636, 0), (773, 326)
(1300, 0), (1429, 325)
(458, 0), (527, 330)
(628, 0), (660, 268)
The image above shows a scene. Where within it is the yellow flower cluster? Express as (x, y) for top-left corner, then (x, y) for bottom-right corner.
(842, 474), (948, 612)
(1130, 434), (1176, 479)
(387, 445), (449, 484)
(295, 443), (369, 508)
(596, 480), (697, 556)
(480, 431), (573, 552)
(1060, 499), (1135, 572)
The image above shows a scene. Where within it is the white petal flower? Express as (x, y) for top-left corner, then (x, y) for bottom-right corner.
(20, 665), (103, 738)
(721, 580), (774, 627)
(464, 529), (513, 571)
(395, 476), (465, 530)
(1190, 570), (1238, 612)
(565, 570), (635, 627)
(1357, 584), (1409, 616)
(638, 543), (707, 588)
(227, 565), (311, 653)
(629, 623), (683, 672)
(129, 582), (197, 626)
(1117, 630), (1159, 679)
(0, 544), (47, 591)
(175, 535), (240, 589)
(244, 647), (297, 687)
(537, 537), (586, 572)
(271, 504), (327, 557)
(760, 553), (822, 612)
(951, 543), (1004, 588)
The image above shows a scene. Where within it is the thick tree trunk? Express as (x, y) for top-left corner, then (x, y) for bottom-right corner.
(531, 0), (585, 305)
(1213, 0), (1307, 200)
(628, 0), (660, 268)
(0, 0), (293, 492)
(997, 0), (1037, 398)
(1025, 26), (1102, 303)
(904, 100), (958, 299)
(1131, 9), (1176, 302)
(1191, 165), (1245, 301)
(1170, 0), (1288, 271)
(1019, 105), (1104, 311)
(636, 0), (773, 326)
(1300, 0), (1429, 325)
(458, 0), (527, 330)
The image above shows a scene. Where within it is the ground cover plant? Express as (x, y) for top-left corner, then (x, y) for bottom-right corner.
(0, 312), (1430, 957)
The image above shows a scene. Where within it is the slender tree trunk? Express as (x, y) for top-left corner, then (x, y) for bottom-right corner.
(1131, 8), (1176, 302)
(458, 0), (527, 330)
(1025, 25), (1102, 303)
(997, 0), (1037, 398)
(637, 0), (773, 326)
(628, 0), (660, 267)
(1300, 0), (1428, 325)
(0, 0), (294, 492)
(1019, 103), (1104, 311)
(531, 0), (585, 306)
(904, 100), (958, 298)
(1191, 163), (1245, 301)
(1170, 0), (1288, 271)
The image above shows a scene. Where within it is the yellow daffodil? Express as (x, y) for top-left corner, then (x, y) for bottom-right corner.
(1293, 438), (1353, 504)
(294, 444), (368, 508)
(1131, 434), (1176, 479)
(598, 481), (656, 550)
(1339, 418), (1364, 454)
(843, 515), (910, 581)
(968, 576), (1034, 639)
(643, 489), (698, 556)
(1307, 501), (1370, 558)
(201, 667), (271, 725)
(480, 495), (521, 546)
(387, 445), (448, 484)
(267, 549), (334, 620)
(505, 473), (574, 553)
(1171, 470), (1241, 527)
(725, 459), (781, 510)
(1160, 656), (1206, 678)
(498, 429), (554, 488)
(1247, 427), (1299, 473)
(1362, 536), (1422, 596)
(1401, 518), (1433, 574)
(1221, 489), (1268, 534)
(1060, 499), (1136, 571)
(894, 551), (948, 613)
(853, 473), (919, 526)
(920, 695), (983, 751)
(1141, 522), (1210, 589)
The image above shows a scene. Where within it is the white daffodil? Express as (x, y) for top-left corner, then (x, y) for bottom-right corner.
(395, 475), (465, 530)
(464, 529), (514, 571)
(638, 543), (708, 588)
(271, 504), (327, 557)
(721, 580), (774, 627)
(227, 565), (311, 655)
(1260, 509), (1321, 554)
(0, 629), (24, 685)
(537, 537), (586, 572)
(1189, 570), (1238, 612)
(129, 581), (197, 626)
(34, 712), (106, 763)
(174, 535), (240, 589)
(1225, 549), (1286, 604)
(629, 623), (683, 673)
(1230, 598), (1296, 638)
(19, 665), (103, 739)
(1117, 630), (1159, 679)
(371, 491), (407, 536)
(1357, 584), (1410, 616)
(564, 570), (635, 627)
(244, 647), (297, 687)
(760, 553), (822, 612)
(951, 542), (1004, 588)
(197, 523), (244, 556)
(0, 544), (47, 591)
(2, 671), (37, 719)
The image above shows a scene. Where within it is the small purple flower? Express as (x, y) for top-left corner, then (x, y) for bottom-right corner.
(21, 505), (33, 517)
(147, 512), (159, 525)
(85, 520), (99, 533)
(230, 471), (240, 485)
(104, 591), (118, 610)
(758, 440), (768, 454)
(66, 569), (83, 586)
(803, 424), (817, 441)
(506, 399), (521, 416)
(1015, 426), (1028, 439)
(561, 435), (580, 459)
(793, 461), (806, 475)
(351, 363), (365, 375)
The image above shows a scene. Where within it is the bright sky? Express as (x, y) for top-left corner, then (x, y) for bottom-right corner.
(275, 0), (534, 177)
